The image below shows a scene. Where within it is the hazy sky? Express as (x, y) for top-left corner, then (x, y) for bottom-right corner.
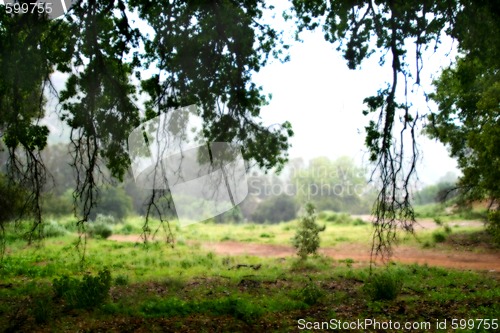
(251, 5), (460, 186)
(43, 3), (460, 187)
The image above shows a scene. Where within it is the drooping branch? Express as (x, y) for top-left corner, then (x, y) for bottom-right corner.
(291, 0), (460, 263)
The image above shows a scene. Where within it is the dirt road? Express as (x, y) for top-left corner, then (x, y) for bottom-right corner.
(109, 234), (500, 272)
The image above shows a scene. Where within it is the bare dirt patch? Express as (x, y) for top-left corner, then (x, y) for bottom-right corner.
(202, 240), (500, 271)
(109, 234), (500, 272)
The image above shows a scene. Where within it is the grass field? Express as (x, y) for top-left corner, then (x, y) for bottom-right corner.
(0, 213), (498, 332)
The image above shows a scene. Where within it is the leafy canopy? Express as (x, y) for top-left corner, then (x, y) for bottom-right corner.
(0, 1), (293, 251)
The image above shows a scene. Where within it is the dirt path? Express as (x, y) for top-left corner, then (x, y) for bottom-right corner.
(108, 234), (500, 272)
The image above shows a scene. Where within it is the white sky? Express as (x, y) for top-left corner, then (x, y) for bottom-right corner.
(43, 3), (460, 187)
(251, 4), (460, 186)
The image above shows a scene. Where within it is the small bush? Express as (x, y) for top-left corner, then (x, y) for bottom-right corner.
(353, 218), (366, 226)
(53, 269), (111, 309)
(364, 270), (403, 301)
(42, 220), (68, 238)
(87, 222), (113, 239)
(114, 274), (129, 286)
(299, 281), (324, 305)
(292, 203), (325, 260)
(94, 214), (117, 225)
(120, 223), (134, 235)
(434, 217), (443, 226)
(320, 211), (338, 222)
(487, 210), (500, 246)
(422, 241), (433, 248)
(432, 231), (447, 243)
(252, 195), (297, 223)
(32, 293), (52, 324)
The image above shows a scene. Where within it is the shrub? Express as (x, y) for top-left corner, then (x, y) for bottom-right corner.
(120, 223), (135, 235)
(114, 274), (129, 286)
(252, 195), (297, 223)
(353, 218), (366, 226)
(326, 213), (338, 222)
(87, 222), (113, 239)
(364, 270), (403, 301)
(32, 293), (52, 324)
(0, 174), (26, 223)
(299, 280), (324, 305)
(292, 203), (325, 260)
(94, 214), (117, 225)
(42, 192), (73, 216)
(42, 220), (67, 238)
(434, 217), (443, 226)
(432, 231), (447, 243)
(53, 269), (111, 309)
(487, 210), (500, 246)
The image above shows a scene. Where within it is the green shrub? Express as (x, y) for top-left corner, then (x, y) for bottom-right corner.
(87, 222), (113, 239)
(292, 203), (325, 260)
(94, 214), (117, 225)
(42, 220), (67, 238)
(114, 274), (129, 286)
(42, 192), (73, 216)
(252, 195), (297, 223)
(317, 211), (328, 220)
(353, 218), (366, 226)
(53, 269), (111, 309)
(422, 241), (433, 248)
(120, 223), (135, 234)
(432, 231), (447, 243)
(32, 293), (52, 324)
(326, 213), (338, 222)
(487, 210), (500, 246)
(364, 270), (403, 301)
(0, 174), (26, 223)
(299, 280), (324, 305)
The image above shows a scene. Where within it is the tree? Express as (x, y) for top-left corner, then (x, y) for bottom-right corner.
(426, 0), (500, 239)
(87, 187), (133, 221)
(292, 203), (325, 260)
(3, 0), (500, 259)
(414, 173), (458, 205)
(0, 5), (72, 244)
(252, 194), (297, 223)
(292, 156), (369, 213)
(427, 2), (500, 203)
(0, 1), (293, 254)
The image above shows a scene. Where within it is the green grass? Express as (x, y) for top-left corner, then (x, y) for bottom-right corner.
(0, 217), (498, 331)
(414, 202), (488, 221)
(116, 214), (374, 247)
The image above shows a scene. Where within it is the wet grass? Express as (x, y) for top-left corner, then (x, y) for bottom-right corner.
(0, 224), (498, 332)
